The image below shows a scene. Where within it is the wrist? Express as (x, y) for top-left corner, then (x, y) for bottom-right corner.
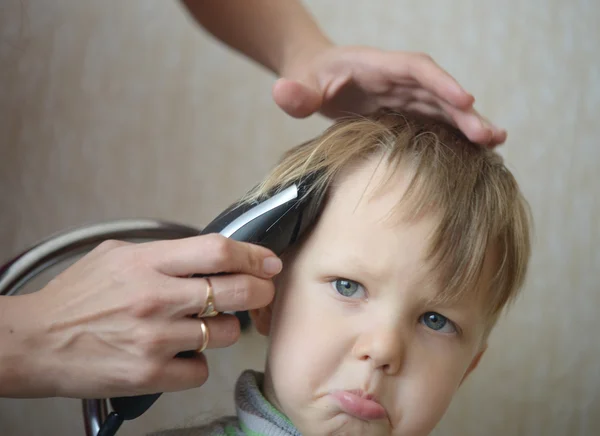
(0, 294), (58, 397)
(0, 295), (29, 396)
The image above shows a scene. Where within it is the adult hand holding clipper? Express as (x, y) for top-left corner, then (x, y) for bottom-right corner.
(0, 234), (282, 399)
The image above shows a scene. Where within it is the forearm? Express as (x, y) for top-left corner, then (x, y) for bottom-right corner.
(180, 0), (332, 76)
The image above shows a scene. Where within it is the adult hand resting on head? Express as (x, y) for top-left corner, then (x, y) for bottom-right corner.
(182, 0), (506, 147)
(272, 47), (506, 147)
(0, 235), (282, 398)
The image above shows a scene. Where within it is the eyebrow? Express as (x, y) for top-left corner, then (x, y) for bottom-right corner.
(318, 251), (388, 284)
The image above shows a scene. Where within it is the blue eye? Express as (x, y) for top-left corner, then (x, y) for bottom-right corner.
(420, 312), (456, 334)
(332, 279), (365, 298)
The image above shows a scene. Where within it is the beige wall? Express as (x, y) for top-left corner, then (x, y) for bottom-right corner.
(1, 1), (598, 435)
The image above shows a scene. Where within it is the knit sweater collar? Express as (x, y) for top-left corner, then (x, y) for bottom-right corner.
(234, 370), (300, 436)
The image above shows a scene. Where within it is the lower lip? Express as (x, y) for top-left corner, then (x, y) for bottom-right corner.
(330, 391), (387, 421)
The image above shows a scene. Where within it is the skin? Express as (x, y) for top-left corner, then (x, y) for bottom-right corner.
(181, 0), (507, 146)
(251, 158), (494, 435)
(0, 235), (282, 398)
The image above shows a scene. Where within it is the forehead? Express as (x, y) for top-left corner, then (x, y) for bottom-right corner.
(299, 157), (493, 313)
(306, 158), (437, 279)
(319, 157), (426, 234)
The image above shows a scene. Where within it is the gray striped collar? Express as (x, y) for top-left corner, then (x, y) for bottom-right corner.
(234, 370), (301, 436)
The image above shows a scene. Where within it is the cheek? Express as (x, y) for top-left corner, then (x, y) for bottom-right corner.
(395, 349), (474, 432)
(267, 284), (343, 400)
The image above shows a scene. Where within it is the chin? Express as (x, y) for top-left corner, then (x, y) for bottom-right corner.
(297, 413), (390, 436)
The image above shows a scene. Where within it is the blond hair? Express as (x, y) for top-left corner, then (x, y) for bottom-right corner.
(244, 110), (532, 328)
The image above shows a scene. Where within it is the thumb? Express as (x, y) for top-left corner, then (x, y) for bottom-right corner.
(272, 78), (323, 118)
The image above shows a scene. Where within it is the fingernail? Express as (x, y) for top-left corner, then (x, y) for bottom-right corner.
(263, 257), (283, 275)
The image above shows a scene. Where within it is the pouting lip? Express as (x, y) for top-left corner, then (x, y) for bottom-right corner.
(342, 389), (378, 403)
(330, 388), (382, 405)
(329, 389), (390, 422)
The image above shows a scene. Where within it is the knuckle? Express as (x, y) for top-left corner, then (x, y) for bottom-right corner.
(233, 275), (255, 307)
(246, 248), (262, 275)
(106, 246), (134, 268)
(134, 325), (163, 357)
(107, 248), (151, 285)
(205, 234), (233, 267)
(96, 248), (143, 293)
(129, 290), (162, 318)
(230, 275), (274, 309)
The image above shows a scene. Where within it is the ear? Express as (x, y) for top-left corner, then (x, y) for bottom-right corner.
(250, 251), (294, 336)
(460, 343), (488, 386)
(249, 303), (274, 336)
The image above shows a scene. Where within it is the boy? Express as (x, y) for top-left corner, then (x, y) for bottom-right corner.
(155, 110), (531, 435)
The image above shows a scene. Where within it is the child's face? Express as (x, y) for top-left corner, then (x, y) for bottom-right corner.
(253, 158), (492, 436)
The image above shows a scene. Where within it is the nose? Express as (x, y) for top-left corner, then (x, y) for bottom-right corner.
(352, 323), (406, 375)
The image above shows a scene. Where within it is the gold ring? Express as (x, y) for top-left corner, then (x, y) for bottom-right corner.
(197, 319), (209, 354)
(199, 277), (219, 317)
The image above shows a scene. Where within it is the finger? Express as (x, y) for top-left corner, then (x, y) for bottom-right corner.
(443, 103), (507, 147)
(478, 113), (508, 147)
(139, 234), (283, 278)
(272, 78), (323, 118)
(391, 77), (508, 146)
(395, 100), (455, 126)
(198, 314), (241, 349)
(400, 52), (475, 110)
(382, 87), (455, 125)
(384, 90), (504, 147)
(154, 315), (241, 357)
(168, 273), (276, 316)
(412, 98), (506, 147)
(441, 102), (494, 145)
(151, 352), (210, 393)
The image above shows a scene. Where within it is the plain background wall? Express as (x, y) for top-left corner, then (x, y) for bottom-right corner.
(1, 1), (598, 435)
